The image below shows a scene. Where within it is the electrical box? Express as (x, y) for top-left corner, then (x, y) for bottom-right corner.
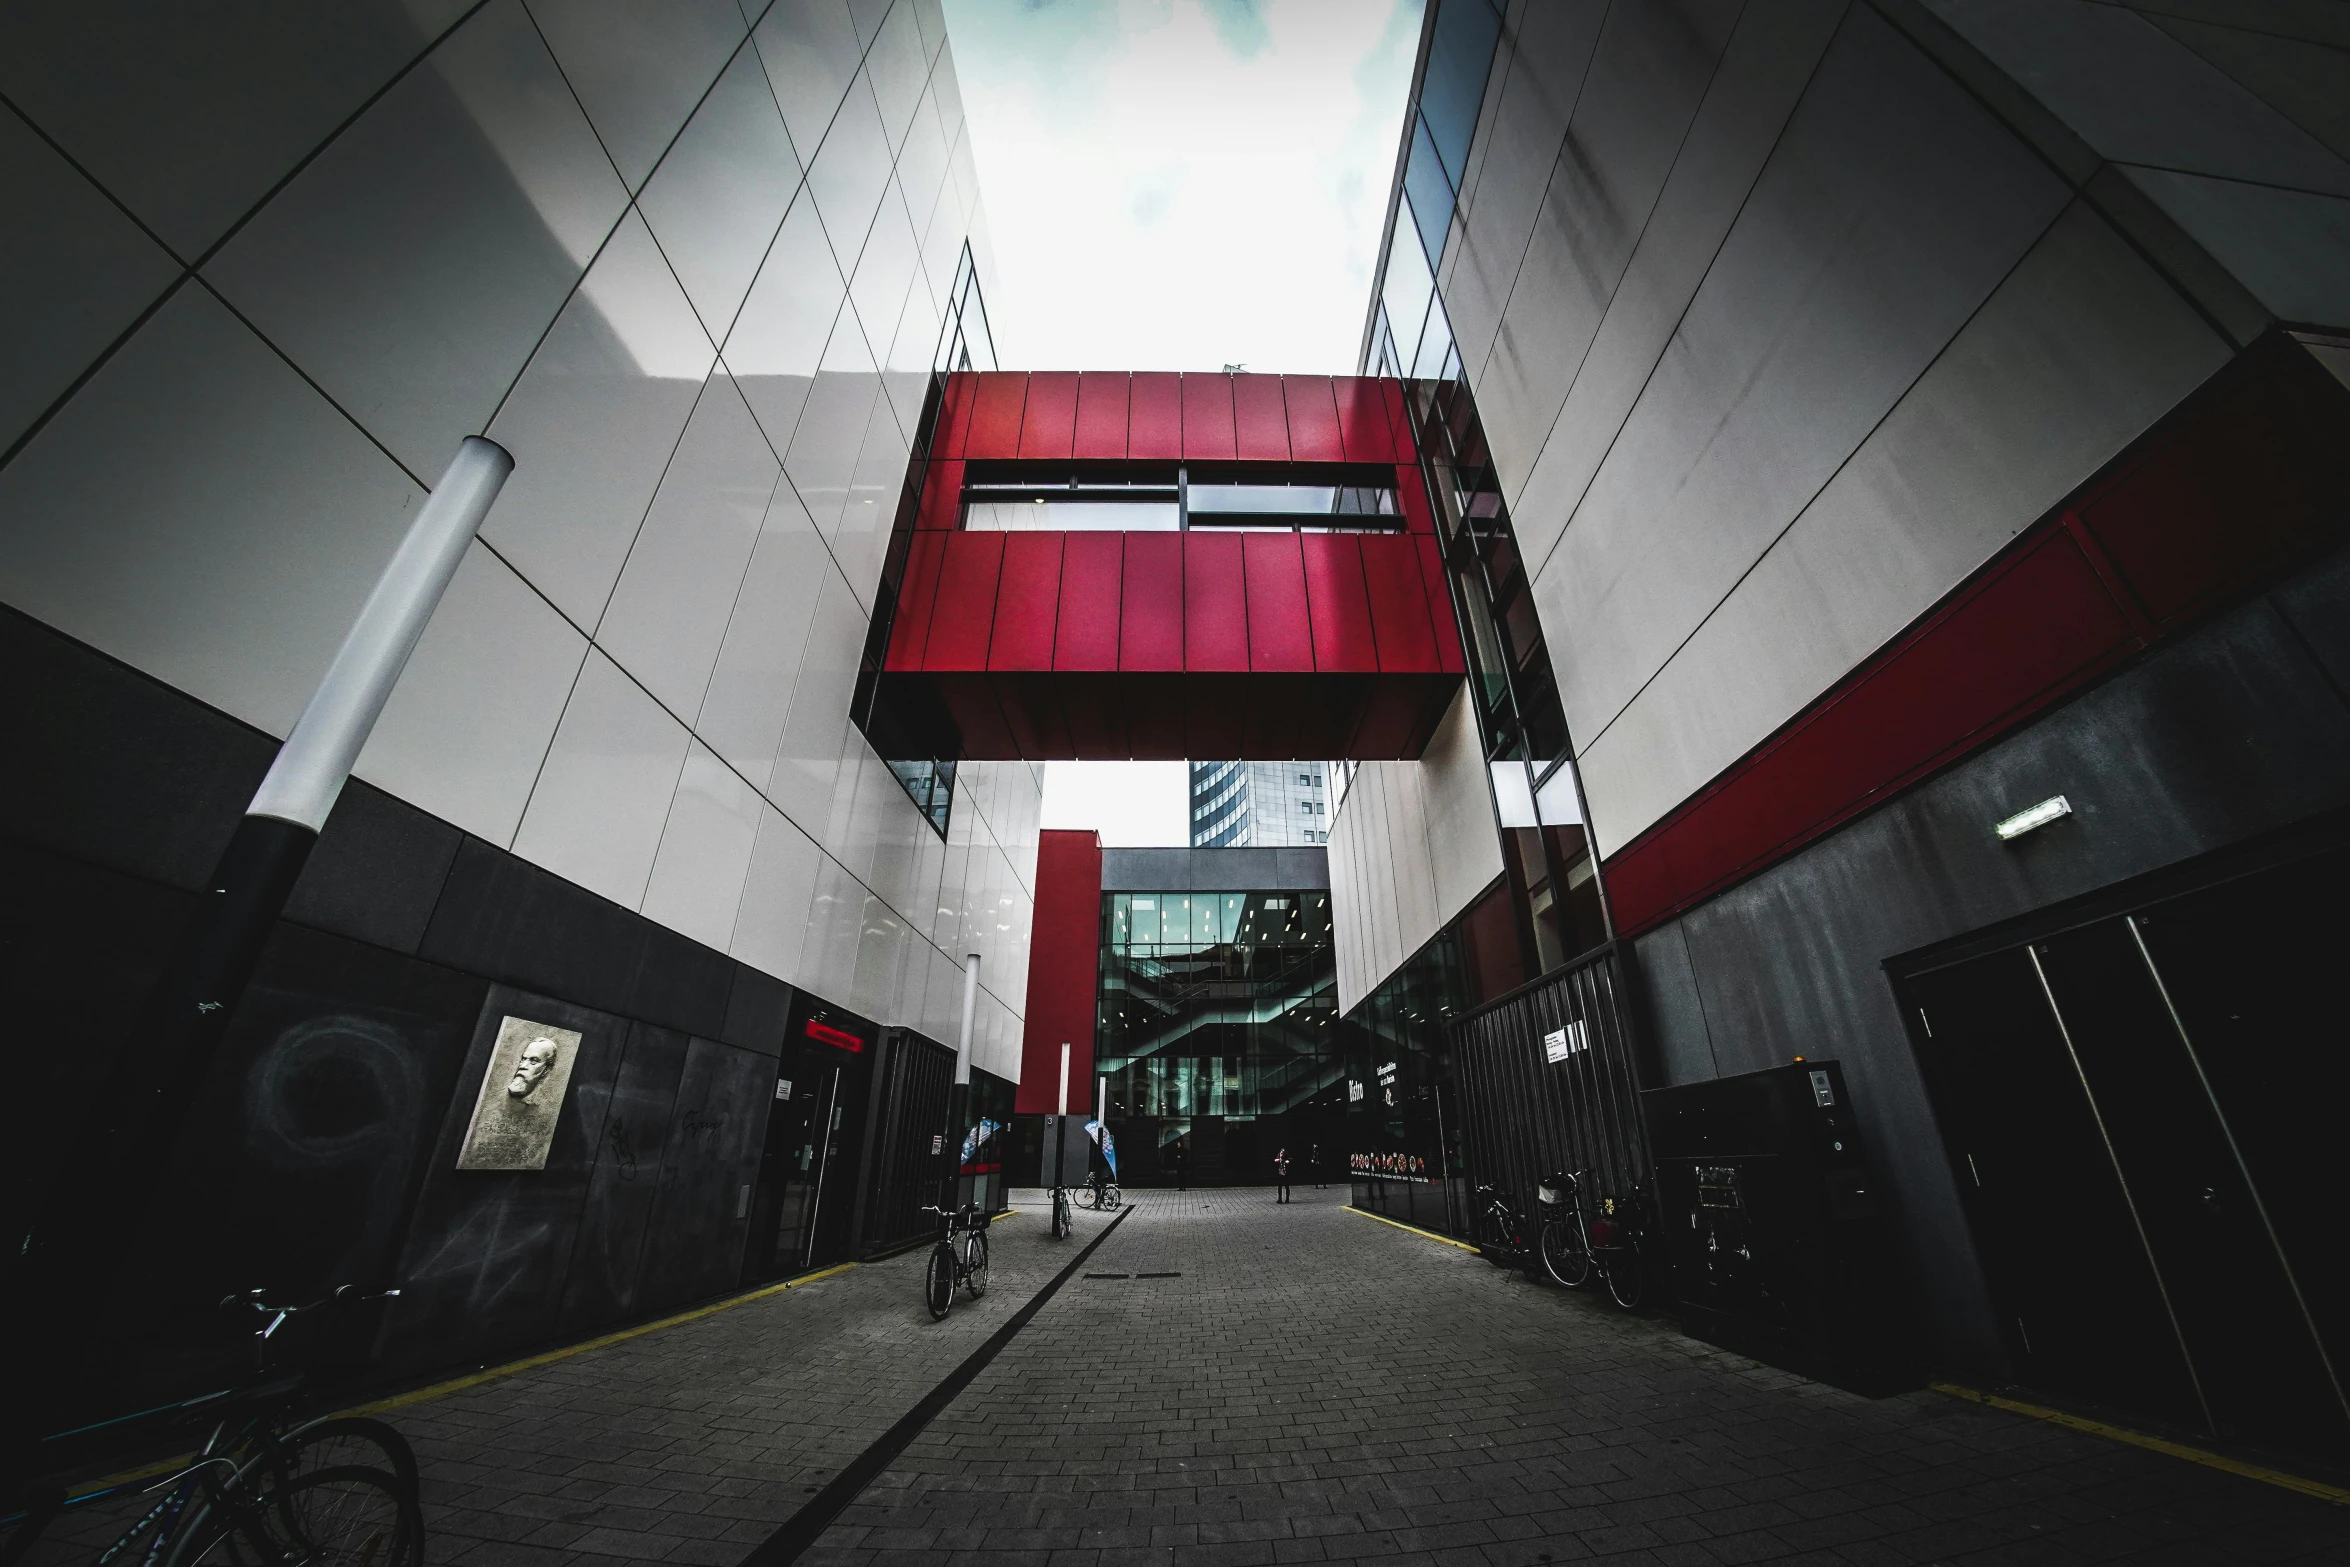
(1643, 1060), (1910, 1392)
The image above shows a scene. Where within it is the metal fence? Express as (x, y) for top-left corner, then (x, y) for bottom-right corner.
(1449, 941), (1651, 1217)
(852, 1029), (956, 1255)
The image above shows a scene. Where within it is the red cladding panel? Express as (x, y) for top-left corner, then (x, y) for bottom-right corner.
(884, 529), (949, 670)
(1300, 533), (1377, 672)
(1181, 374), (1236, 461)
(1284, 376), (1344, 463)
(987, 532), (1063, 671)
(1053, 532), (1123, 671)
(1607, 530), (2138, 933)
(966, 372), (1029, 458)
(1335, 377), (1399, 462)
(915, 459), (963, 529)
(1184, 531), (1249, 672)
(1243, 532), (1312, 672)
(1379, 378), (1415, 458)
(1416, 535), (1466, 673)
(1119, 532), (1184, 672)
(933, 372), (976, 459)
(921, 532), (1005, 671)
(1395, 463), (1436, 534)
(1018, 830), (1102, 1114)
(1017, 371), (1079, 460)
(1073, 372), (1130, 460)
(1129, 372), (1182, 460)
(1233, 374), (1290, 462)
(1361, 535), (1439, 672)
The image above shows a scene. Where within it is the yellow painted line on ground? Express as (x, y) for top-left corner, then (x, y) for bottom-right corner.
(57, 1263), (866, 1502)
(1932, 1382), (2349, 1506)
(1344, 1203), (1479, 1251)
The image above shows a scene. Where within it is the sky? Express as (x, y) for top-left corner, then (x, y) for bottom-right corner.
(941, 0), (1424, 843)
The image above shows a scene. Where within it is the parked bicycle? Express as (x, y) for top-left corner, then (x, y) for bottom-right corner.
(3, 1286), (424, 1567)
(1079, 1171), (1122, 1211)
(1535, 1170), (1650, 1309)
(921, 1202), (991, 1320)
(1048, 1182), (1074, 1239)
(1473, 1183), (1537, 1276)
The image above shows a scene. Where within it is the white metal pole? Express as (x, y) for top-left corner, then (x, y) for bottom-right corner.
(247, 436), (514, 829)
(1055, 1042), (1070, 1193)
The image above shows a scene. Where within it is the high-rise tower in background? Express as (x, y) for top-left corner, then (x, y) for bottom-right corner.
(1189, 761), (1331, 848)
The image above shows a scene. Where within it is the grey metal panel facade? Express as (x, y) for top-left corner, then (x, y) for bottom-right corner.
(1100, 845), (1331, 893)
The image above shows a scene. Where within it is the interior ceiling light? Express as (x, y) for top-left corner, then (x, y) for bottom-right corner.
(1995, 795), (2072, 841)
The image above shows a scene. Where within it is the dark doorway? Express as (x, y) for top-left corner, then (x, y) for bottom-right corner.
(1898, 844), (2350, 1455)
(742, 1006), (874, 1282)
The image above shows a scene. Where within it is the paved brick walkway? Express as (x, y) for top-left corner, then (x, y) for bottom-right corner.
(28, 1188), (2348, 1564)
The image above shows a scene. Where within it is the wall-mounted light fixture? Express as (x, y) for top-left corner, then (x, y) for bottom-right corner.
(1995, 794), (2072, 841)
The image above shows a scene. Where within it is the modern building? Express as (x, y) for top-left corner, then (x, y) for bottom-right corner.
(1188, 759), (1333, 848)
(10, 0), (2350, 1478)
(1323, 0), (2350, 1458)
(1, 0), (1034, 1420)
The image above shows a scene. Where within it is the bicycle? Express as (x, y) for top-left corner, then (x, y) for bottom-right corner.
(920, 1202), (991, 1321)
(1473, 1183), (1536, 1276)
(3, 1287), (424, 1567)
(1535, 1170), (1649, 1309)
(1048, 1183), (1073, 1239)
(1078, 1171), (1122, 1211)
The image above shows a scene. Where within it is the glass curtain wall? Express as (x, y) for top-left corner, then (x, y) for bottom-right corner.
(852, 243), (997, 837)
(1097, 890), (1344, 1184)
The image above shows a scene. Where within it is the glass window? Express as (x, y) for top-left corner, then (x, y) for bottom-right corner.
(1380, 215), (1435, 379)
(1403, 115), (1454, 268)
(1130, 895), (1159, 945)
(1420, 0), (1503, 189)
(964, 500), (1179, 531)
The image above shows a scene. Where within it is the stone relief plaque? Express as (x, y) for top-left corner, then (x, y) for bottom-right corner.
(455, 1016), (584, 1171)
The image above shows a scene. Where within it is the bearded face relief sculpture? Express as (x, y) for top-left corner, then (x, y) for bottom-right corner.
(457, 1016), (584, 1170)
(508, 1037), (561, 1099)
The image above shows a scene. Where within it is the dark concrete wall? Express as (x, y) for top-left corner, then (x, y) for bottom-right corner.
(1631, 541), (2350, 1376)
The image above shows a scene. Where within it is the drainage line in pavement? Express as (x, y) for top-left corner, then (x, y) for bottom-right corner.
(741, 1204), (1134, 1565)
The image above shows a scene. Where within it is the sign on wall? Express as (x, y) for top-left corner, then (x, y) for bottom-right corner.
(455, 1016), (584, 1170)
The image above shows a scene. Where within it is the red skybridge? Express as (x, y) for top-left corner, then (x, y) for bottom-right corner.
(868, 371), (1466, 761)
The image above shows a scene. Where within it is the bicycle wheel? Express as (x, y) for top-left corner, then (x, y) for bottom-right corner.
(170, 1465), (411, 1567)
(1477, 1206), (1514, 1265)
(1051, 1190), (1071, 1239)
(1105, 1184), (1122, 1210)
(1603, 1239), (1647, 1310)
(924, 1243), (956, 1320)
(276, 1418), (423, 1565)
(963, 1229), (990, 1297)
(1538, 1216), (1592, 1289)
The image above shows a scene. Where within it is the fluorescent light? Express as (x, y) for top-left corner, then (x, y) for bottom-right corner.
(1995, 795), (2072, 841)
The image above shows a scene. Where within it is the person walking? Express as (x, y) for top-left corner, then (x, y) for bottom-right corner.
(1274, 1146), (1292, 1204)
(1311, 1141), (1325, 1189)
(1168, 1136), (1187, 1192)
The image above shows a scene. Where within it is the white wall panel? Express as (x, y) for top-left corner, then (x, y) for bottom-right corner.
(1501, 0), (1847, 576)
(1476, 0), (1742, 498)
(204, 0), (627, 478)
(730, 803), (823, 983)
(593, 369), (777, 716)
(836, 393), (911, 603)
(1421, 685), (1506, 921)
(897, 86), (954, 248)
(865, 1), (927, 153)
(0, 287), (421, 737)
(355, 541), (589, 846)
(725, 193), (846, 456)
(0, 0), (469, 259)
(480, 210), (711, 629)
(784, 305), (882, 535)
(1924, 0), (2350, 196)
(635, 43), (802, 344)
(1541, 9), (2067, 752)
(694, 480), (830, 790)
(0, 110), (181, 453)
(640, 740), (761, 949)
(513, 649), (692, 909)
(848, 180), (922, 372)
(797, 849), (867, 997)
(1577, 202), (2230, 854)
(527, 0), (747, 191)
(805, 74), (893, 268)
(2127, 168), (2350, 330)
(748, 0), (865, 162)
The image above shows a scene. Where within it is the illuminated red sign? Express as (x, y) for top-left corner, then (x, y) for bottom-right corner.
(804, 1019), (864, 1053)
